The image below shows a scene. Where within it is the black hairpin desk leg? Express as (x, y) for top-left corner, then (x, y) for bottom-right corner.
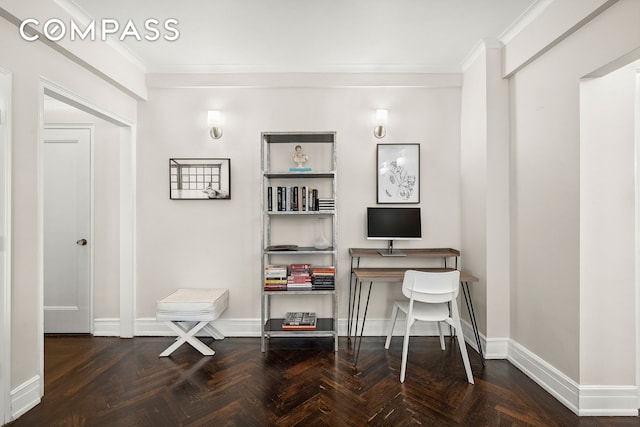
(352, 281), (372, 366)
(461, 281), (485, 366)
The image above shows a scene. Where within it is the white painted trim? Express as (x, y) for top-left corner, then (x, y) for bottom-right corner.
(10, 376), (41, 421)
(498, 0), (554, 44)
(0, 67), (12, 425)
(578, 386), (639, 416)
(134, 318), (259, 338)
(145, 72), (463, 90)
(119, 127), (135, 338)
(95, 317), (449, 338)
(128, 317), (472, 341)
(461, 39), (503, 73)
(38, 79), (137, 411)
(38, 80), (136, 338)
(36, 84), (45, 398)
(92, 318), (121, 337)
(508, 339), (580, 414)
(635, 66), (640, 411)
(508, 339), (639, 416)
(53, 0), (148, 73)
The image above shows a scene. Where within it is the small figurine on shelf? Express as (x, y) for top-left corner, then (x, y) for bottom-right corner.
(290, 145), (312, 172)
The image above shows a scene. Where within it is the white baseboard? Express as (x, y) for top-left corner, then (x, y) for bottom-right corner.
(94, 317), (449, 338)
(508, 339), (639, 417)
(578, 386), (639, 416)
(93, 318), (121, 336)
(10, 375), (40, 421)
(508, 339), (580, 414)
(132, 318), (260, 337)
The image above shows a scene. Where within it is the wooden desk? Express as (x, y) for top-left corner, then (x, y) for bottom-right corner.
(348, 248), (484, 366)
(349, 247), (460, 268)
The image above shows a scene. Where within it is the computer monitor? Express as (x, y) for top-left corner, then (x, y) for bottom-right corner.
(366, 207), (422, 256)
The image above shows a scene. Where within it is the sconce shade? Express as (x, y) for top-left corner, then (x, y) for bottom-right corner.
(207, 110), (223, 139)
(374, 109), (388, 139)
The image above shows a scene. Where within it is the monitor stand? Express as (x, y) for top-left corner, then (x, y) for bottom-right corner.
(378, 240), (406, 257)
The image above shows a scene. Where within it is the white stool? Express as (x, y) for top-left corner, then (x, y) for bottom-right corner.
(156, 288), (229, 357)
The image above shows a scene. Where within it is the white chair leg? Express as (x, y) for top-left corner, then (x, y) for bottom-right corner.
(451, 309), (474, 384)
(437, 322), (445, 350)
(400, 317), (413, 383)
(385, 303), (399, 349)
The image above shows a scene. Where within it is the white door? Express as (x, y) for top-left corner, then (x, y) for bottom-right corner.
(43, 127), (91, 333)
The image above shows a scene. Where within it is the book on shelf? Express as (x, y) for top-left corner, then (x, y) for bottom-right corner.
(287, 263), (311, 289)
(264, 264), (288, 290)
(267, 186), (322, 212)
(318, 198), (335, 211)
(265, 264), (334, 291)
(282, 312), (316, 330)
(311, 266), (335, 290)
(265, 264), (288, 275)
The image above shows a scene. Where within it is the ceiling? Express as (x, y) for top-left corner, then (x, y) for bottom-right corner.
(68, 0), (539, 74)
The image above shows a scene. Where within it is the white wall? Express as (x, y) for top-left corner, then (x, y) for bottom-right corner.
(0, 13), (136, 401)
(460, 52), (488, 335)
(136, 79), (462, 330)
(508, 0), (639, 383)
(460, 43), (511, 357)
(0, 1), (147, 99)
(580, 63), (637, 385)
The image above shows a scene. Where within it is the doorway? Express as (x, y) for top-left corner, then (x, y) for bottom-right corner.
(38, 81), (136, 399)
(43, 127), (92, 333)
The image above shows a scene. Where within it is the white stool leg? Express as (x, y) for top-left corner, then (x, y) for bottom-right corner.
(202, 323), (225, 340)
(160, 321), (215, 357)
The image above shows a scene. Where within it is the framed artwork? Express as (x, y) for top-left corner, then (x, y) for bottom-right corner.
(169, 158), (231, 200)
(376, 144), (420, 204)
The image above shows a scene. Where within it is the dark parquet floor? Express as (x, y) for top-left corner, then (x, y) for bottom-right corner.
(7, 335), (640, 426)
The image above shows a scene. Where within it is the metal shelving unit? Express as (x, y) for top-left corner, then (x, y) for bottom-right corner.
(260, 131), (338, 352)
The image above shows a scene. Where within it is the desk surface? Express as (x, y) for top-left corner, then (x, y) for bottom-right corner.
(353, 267), (478, 283)
(349, 247), (460, 258)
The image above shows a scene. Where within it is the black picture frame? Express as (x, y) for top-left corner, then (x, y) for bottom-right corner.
(169, 158), (231, 200)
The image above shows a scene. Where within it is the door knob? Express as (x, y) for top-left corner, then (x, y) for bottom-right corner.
(76, 239), (88, 246)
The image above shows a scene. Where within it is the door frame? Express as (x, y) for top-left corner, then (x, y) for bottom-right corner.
(635, 67), (640, 409)
(43, 124), (95, 334)
(38, 79), (136, 396)
(0, 67), (13, 425)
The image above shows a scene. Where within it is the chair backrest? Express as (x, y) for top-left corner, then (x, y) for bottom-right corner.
(401, 270), (460, 304)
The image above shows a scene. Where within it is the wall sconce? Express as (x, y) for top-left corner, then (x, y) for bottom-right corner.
(374, 109), (387, 139)
(207, 110), (223, 139)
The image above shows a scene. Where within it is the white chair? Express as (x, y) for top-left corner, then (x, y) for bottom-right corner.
(384, 270), (474, 384)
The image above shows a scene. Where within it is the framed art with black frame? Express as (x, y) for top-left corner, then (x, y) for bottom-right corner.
(376, 143), (420, 204)
(169, 158), (231, 200)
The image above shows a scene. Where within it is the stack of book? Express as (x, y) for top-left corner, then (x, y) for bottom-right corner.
(264, 265), (288, 291)
(287, 263), (312, 290)
(311, 266), (335, 290)
(317, 198), (335, 212)
(282, 312), (317, 330)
